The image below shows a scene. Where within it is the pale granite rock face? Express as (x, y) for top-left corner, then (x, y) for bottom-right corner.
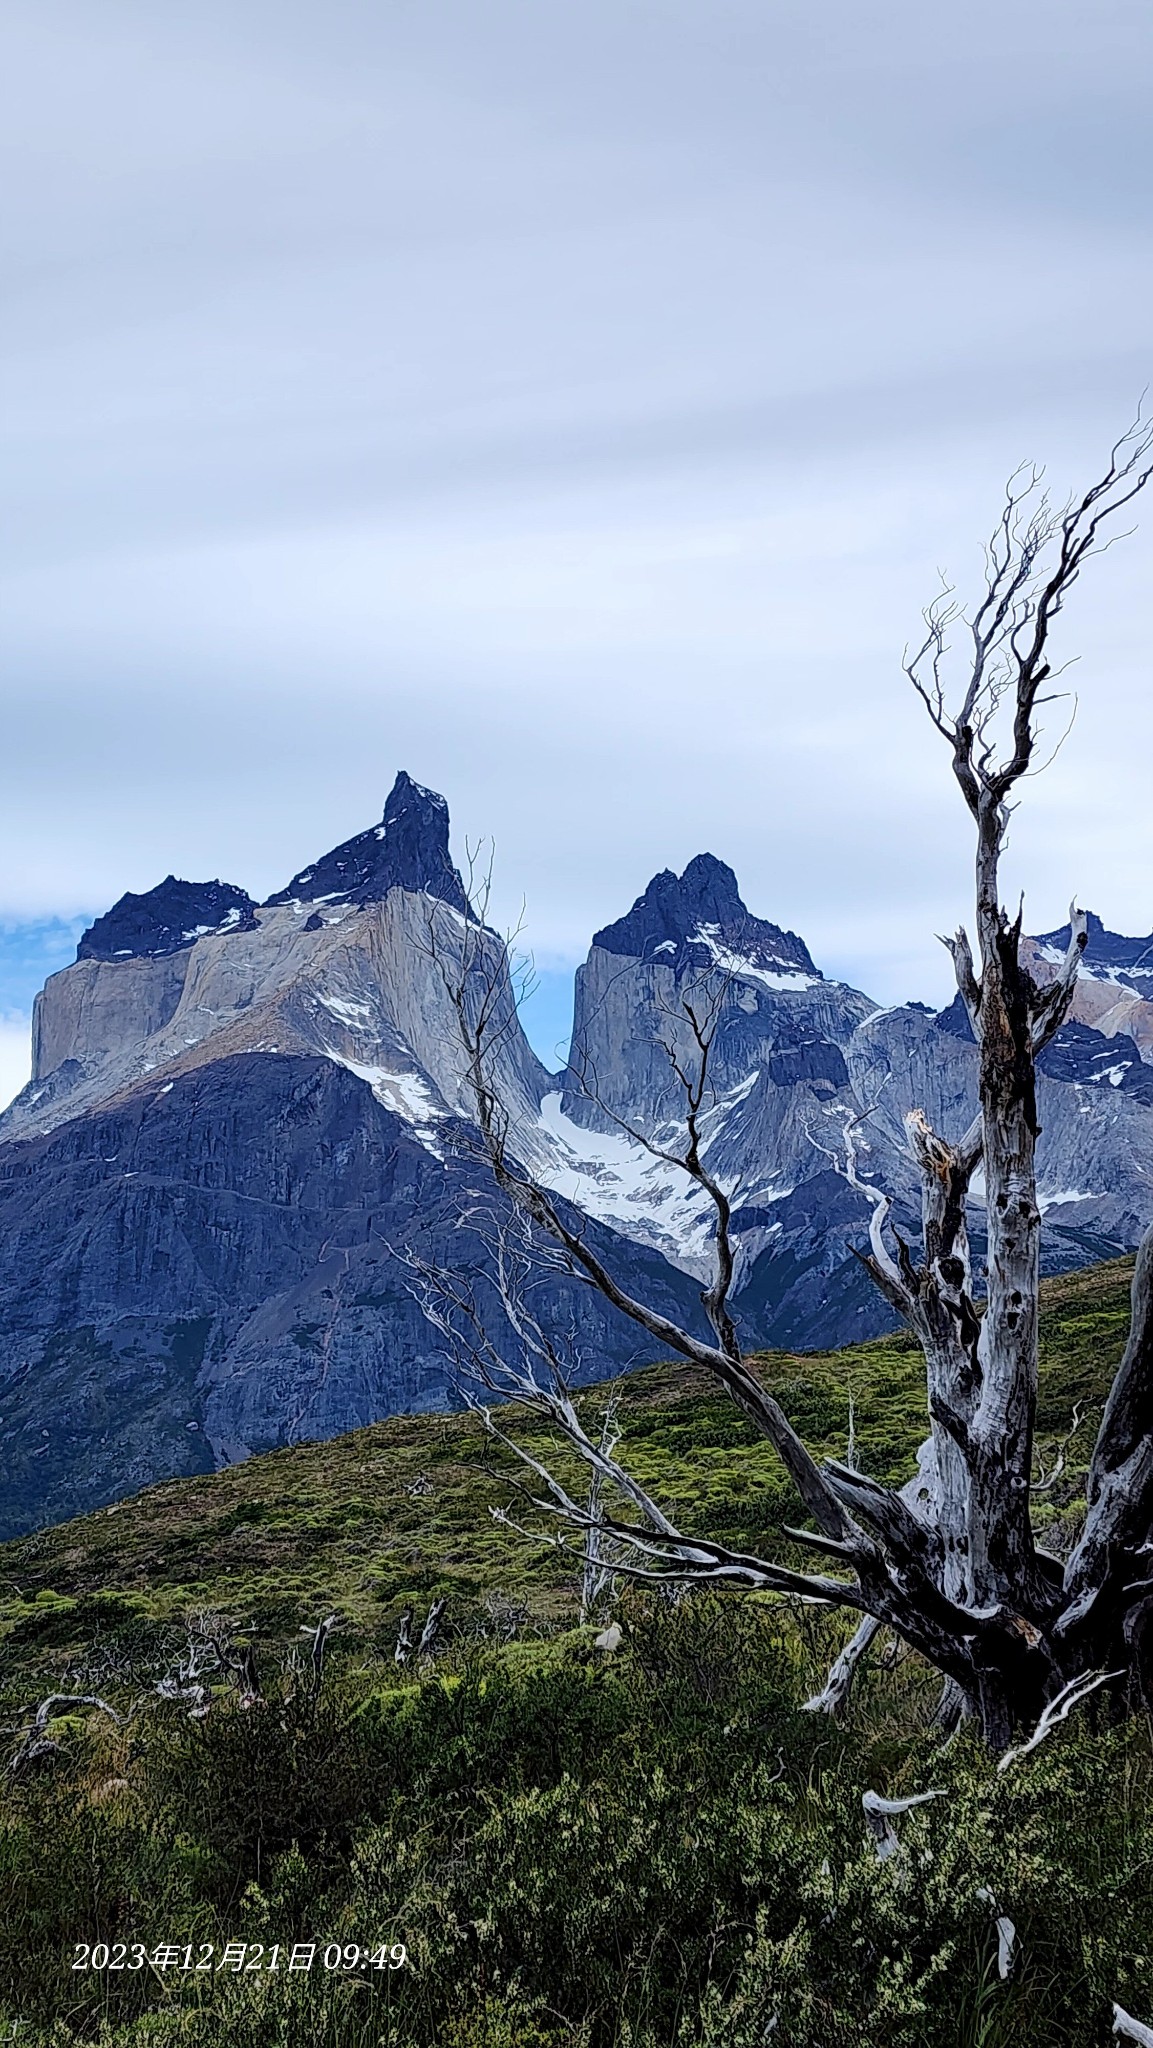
(2, 786), (1152, 1539)
(3, 777), (552, 1151)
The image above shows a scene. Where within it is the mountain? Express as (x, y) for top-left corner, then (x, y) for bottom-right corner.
(1, 1254), (1135, 1668)
(0, 777), (707, 1535)
(2, 775), (1152, 1537)
(850, 1000), (1153, 1259)
(1023, 911), (1153, 1058)
(549, 852), (890, 1341)
(0, 1054), (706, 1538)
(550, 862), (1153, 1335)
(9, 772), (532, 1150)
(78, 878), (259, 961)
(263, 770), (470, 916)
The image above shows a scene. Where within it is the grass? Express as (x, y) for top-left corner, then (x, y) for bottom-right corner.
(0, 1255), (1146, 2047)
(0, 1256), (1136, 1687)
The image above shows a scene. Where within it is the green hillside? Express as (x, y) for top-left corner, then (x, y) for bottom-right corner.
(1, 1256), (1149, 2048)
(0, 1257), (1136, 1681)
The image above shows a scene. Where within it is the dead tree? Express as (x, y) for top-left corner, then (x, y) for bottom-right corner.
(435, 419), (1153, 1751)
(580, 1395), (623, 1623)
(7, 1693), (128, 1775)
(393, 1599), (448, 1667)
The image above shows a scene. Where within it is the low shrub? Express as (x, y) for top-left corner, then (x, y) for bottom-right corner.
(2, 1599), (1151, 2045)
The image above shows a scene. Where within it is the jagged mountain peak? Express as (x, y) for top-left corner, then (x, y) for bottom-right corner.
(592, 852), (818, 978)
(934, 994), (1153, 1101)
(264, 770), (469, 915)
(1032, 910), (1153, 982)
(77, 877), (258, 963)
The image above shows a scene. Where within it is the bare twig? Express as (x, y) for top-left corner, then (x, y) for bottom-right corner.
(861, 1786), (945, 1862)
(996, 1668), (1123, 1771)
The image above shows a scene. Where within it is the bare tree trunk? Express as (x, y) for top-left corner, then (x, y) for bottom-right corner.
(432, 419), (1153, 1753)
(967, 821), (1046, 1614)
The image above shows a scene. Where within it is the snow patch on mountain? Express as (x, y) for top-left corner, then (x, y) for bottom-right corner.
(317, 993), (375, 1028)
(530, 1070), (773, 1270)
(326, 1050), (447, 1158)
(693, 926), (821, 992)
(535, 1090), (719, 1266)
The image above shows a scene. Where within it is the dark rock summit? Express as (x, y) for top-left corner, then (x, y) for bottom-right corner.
(265, 771), (469, 914)
(74, 771), (468, 965)
(77, 878), (257, 962)
(4, 775), (1153, 1542)
(592, 853), (817, 975)
(1034, 910), (1153, 987)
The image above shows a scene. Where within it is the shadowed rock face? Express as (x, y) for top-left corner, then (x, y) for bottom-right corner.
(0, 1054), (709, 1540)
(264, 772), (469, 915)
(3, 786), (1153, 1538)
(592, 854), (816, 977)
(78, 879), (258, 961)
(556, 857), (876, 1275)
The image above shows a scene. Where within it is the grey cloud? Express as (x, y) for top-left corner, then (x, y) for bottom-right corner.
(2, 0), (1152, 1015)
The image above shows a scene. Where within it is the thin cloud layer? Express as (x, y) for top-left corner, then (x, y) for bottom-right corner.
(2, 0), (1152, 1080)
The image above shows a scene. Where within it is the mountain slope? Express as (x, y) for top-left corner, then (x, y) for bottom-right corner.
(0, 1255), (1135, 1673)
(0, 1051), (709, 1540)
(2, 775), (1153, 1539)
(549, 853), (881, 1290)
(548, 857), (1153, 1330)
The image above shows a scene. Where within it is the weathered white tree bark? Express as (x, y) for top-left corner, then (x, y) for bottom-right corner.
(8, 1693), (128, 1775)
(1114, 2007), (1153, 2046)
(433, 420), (1153, 1750)
(861, 1786), (944, 1862)
(802, 1615), (883, 1713)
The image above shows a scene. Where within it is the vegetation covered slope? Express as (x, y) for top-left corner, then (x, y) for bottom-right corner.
(0, 1256), (1134, 1670)
(0, 1257), (1148, 2048)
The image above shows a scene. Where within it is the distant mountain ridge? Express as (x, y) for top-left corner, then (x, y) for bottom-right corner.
(2, 771), (1152, 1537)
(591, 853), (817, 981)
(78, 879), (259, 962)
(264, 771), (469, 917)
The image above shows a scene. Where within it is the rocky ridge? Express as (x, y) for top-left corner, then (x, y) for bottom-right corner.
(2, 775), (1152, 1535)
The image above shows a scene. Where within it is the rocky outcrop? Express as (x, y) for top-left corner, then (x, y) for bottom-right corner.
(543, 855), (877, 1279)
(264, 772), (469, 914)
(0, 1054), (706, 1537)
(3, 784), (1152, 1540)
(3, 776), (549, 1152)
(78, 878), (258, 962)
(591, 854), (816, 978)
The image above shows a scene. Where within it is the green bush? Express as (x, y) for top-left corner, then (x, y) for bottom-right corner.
(2, 1600), (1152, 2047)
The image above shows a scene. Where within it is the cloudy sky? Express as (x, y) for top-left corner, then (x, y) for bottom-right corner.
(3, 0), (1153, 1099)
